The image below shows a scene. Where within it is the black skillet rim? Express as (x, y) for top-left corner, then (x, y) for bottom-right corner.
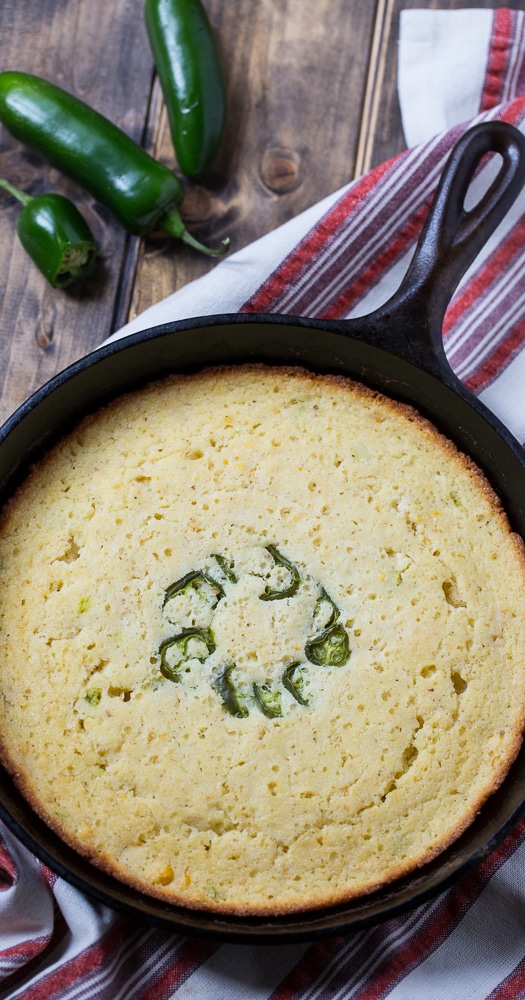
(0, 312), (525, 941)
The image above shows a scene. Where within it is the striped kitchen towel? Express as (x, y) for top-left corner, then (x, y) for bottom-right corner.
(3, 8), (525, 999)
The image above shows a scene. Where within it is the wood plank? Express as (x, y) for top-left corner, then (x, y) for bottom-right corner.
(126, 0), (380, 324)
(0, 0), (155, 423)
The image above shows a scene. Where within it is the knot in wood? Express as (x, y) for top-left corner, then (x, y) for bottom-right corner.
(260, 148), (301, 193)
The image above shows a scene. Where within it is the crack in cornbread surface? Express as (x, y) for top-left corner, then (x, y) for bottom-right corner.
(1, 364), (525, 915)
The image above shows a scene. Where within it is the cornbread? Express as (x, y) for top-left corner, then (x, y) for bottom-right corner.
(0, 363), (524, 915)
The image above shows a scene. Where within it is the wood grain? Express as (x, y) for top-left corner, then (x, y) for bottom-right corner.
(0, 0), (154, 422)
(125, 0), (380, 324)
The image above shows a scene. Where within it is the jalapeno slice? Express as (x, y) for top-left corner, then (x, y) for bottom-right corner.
(259, 546), (300, 601)
(212, 553), (237, 584)
(253, 682), (283, 718)
(313, 587), (340, 630)
(163, 569), (224, 609)
(282, 662), (309, 706)
(305, 623), (350, 667)
(214, 663), (248, 718)
(159, 626), (215, 681)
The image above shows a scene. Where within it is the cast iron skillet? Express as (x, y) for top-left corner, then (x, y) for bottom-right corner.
(1, 122), (525, 943)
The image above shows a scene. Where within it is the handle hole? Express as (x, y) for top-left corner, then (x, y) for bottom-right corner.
(464, 151), (504, 210)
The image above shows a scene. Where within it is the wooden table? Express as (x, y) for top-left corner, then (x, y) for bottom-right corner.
(0, 0), (519, 425)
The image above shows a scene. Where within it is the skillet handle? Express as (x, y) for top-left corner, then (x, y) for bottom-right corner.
(345, 121), (525, 378)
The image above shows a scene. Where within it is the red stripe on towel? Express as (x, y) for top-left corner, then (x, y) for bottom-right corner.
(482, 8), (514, 110)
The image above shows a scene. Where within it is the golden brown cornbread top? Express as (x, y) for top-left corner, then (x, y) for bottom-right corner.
(0, 364), (524, 915)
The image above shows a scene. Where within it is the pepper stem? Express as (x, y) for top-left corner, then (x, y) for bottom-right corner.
(160, 207), (230, 257)
(0, 178), (33, 207)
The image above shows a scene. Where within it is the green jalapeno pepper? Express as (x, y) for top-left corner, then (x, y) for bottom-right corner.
(282, 662), (309, 706)
(212, 553), (237, 584)
(253, 682), (282, 718)
(159, 626), (215, 681)
(305, 623), (350, 667)
(214, 663), (248, 718)
(144, 0), (226, 180)
(0, 178), (96, 287)
(163, 568), (224, 609)
(304, 587), (351, 667)
(0, 71), (228, 256)
(259, 546), (301, 602)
